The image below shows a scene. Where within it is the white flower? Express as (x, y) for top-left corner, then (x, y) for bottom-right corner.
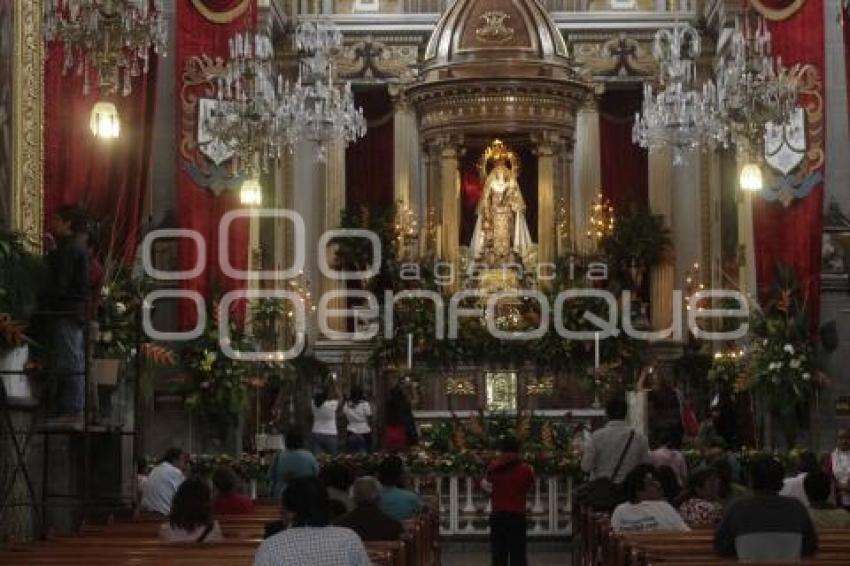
(115, 303), (127, 315)
(784, 344), (795, 355)
(802, 372), (811, 381)
(100, 331), (113, 343)
(789, 359), (801, 369)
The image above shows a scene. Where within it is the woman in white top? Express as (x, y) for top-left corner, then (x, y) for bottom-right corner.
(343, 385), (372, 453)
(312, 382), (340, 455)
(159, 478), (223, 543)
(611, 464), (690, 533)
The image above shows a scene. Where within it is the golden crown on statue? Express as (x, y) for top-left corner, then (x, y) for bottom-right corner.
(478, 139), (521, 181)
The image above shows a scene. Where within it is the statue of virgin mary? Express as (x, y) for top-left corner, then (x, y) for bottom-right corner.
(469, 140), (533, 267)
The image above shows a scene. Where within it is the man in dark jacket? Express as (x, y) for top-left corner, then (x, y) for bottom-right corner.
(335, 476), (403, 541)
(482, 435), (535, 566)
(715, 457), (817, 561)
(45, 206), (89, 426)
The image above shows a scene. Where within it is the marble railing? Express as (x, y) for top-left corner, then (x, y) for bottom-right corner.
(412, 474), (574, 537)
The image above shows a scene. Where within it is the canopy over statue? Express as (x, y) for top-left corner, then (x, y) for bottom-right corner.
(469, 140), (534, 268)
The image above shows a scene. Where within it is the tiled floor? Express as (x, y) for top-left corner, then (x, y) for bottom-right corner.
(442, 541), (571, 565)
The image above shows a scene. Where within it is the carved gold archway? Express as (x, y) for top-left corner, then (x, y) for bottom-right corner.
(11, 0), (43, 248)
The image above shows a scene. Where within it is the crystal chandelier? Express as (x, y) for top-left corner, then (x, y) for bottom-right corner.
(716, 12), (799, 152)
(278, 18), (366, 162)
(43, 0), (166, 97)
(633, 24), (727, 164)
(206, 30), (284, 174)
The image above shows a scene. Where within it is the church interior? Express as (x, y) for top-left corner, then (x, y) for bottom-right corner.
(2, 0), (850, 563)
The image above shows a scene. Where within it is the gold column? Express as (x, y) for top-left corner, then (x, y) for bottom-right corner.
(648, 147), (674, 332)
(11, 0), (43, 247)
(438, 137), (461, 269)
(736, 160), (757, 296)
(321, 142), (346, 333)
(534, 133), (556, 268)
(572, 94), (601, 254)
(390, 85), (417, 209)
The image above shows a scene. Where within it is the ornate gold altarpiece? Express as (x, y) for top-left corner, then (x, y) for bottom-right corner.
(9, 0), (43, 248)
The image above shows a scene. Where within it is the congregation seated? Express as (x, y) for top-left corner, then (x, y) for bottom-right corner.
(267, 429), (319, 498)
(677, 466), (723, 527)
(211, 465), (255, 515)
(158, 477), (223, 543)
(714, 457), (817, 561)
(140, 447), (187, 516)
(322, 462), (355, 519)
(378, 455), (424, 521)
(335, 476), (404, 541)
(254, 476), (370, 566)
(610, 464), (690, 533)
(804, 470), (850, 530)
(780, 449), (819, 507)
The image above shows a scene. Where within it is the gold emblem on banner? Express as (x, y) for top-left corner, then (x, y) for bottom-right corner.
(190, 0), (251, 24)
(750, 0), (805, 21)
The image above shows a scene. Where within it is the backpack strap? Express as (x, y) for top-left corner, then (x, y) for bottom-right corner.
(611, 430), (635, 482)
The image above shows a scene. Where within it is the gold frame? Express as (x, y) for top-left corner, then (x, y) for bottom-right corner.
(11, 0), (43, 248)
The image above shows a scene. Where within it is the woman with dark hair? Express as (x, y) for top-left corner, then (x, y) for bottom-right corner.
(212, 466), (254, 514)
(311, 379), (340, 455)
(383, 382), (416, 451)
(678, 467), (723, 527)
(343, 384), (372, 453)
(610, 464), (689, 533)
(654, 465), (682, 504)
(254, 477), (370, 566)
(159, 478), (223, 543)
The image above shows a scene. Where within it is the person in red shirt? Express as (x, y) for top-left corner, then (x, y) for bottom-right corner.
(481, 435), (535, 566)
(211, 466), (255, 515)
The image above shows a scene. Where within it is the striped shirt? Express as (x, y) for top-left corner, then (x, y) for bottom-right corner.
(254, 526), (370, 566)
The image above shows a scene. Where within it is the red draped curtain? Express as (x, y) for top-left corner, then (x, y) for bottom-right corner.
(599, 90), (648, 212)
(345, 89), (394, 209)
(176, 0), (253, 326)
(43, 44), (158, 262)
(752, 0), (825, 327)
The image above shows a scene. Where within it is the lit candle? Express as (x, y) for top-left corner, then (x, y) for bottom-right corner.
(407, 333), (413, 369)
(594, 332), (600, 371)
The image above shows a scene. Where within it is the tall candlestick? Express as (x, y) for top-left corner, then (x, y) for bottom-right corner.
(594, 332), (600, 370)
(407, 333), (413, 370)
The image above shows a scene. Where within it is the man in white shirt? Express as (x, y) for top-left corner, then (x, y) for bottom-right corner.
(611, 464), (690, 533)
(582, 395), (651, 483)
(140, 447), (188, 516)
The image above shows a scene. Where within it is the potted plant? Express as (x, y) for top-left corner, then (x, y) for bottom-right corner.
(0, 231), (46, 402)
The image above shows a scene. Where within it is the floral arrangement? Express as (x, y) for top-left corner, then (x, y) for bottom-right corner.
(93, 266), (138, 362)
(0, 231), (46, 352)
(747, 265), (826, 445)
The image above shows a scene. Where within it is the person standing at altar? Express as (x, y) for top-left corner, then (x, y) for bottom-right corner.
(311, 379), (341, 456)
(824, 429), (850, 509)
(44, 206), (90, 426)
(383, 382), (417, 452)
(343, 385), (372, 453)
(481, 435), (535, 566)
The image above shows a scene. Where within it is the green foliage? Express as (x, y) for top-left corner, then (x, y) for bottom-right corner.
(599, 208), (671, 288)
(0, 232), (47, 348)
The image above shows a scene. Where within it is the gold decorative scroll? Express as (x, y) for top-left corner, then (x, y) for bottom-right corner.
(750, 0), (806, 21)
(526, 376), (555, 397)
(446, 376), (476, 396)
(12, 0), (43, 249)
(190, 0), (251, 24)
